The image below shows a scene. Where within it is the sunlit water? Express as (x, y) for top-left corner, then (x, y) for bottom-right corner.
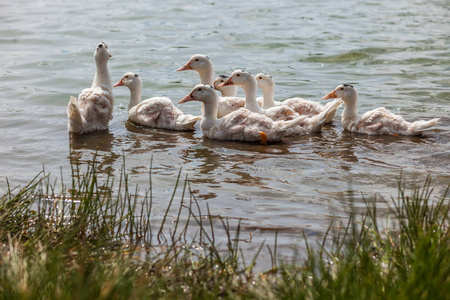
(1, 0), (449, 267)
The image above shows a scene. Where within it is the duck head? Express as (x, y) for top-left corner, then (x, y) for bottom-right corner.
(179, 84), (218, 105)
(213, 75), (230, 90)
(218, 70), (255, 88)
(213, 75), (238, 96)
(322, 84), (358, 102)
(113, 72), (141, 89)
(94, 42), (112, 63)
(176, 54), (212, 72)
(255, 73), (275, 89)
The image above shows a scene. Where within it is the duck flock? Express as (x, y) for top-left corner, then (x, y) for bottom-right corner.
(67, 42), (440, 144)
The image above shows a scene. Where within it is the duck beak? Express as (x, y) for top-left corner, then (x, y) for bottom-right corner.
(218, 77), (234, 87)
(176, 62), (192, 71)
(322, 89), (337, 100)
(113, 78), (123, 87)
(179, 92), (195, 104)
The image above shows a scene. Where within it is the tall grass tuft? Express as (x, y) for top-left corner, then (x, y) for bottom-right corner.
(0, 158), (448, 299)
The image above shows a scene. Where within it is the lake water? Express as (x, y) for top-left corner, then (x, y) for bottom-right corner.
(0, 0), (449, 267)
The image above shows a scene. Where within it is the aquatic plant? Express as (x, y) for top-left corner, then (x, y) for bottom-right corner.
(0, 158), (448, 299)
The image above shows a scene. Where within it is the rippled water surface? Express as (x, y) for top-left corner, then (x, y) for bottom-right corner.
(1, 0), (449, 266)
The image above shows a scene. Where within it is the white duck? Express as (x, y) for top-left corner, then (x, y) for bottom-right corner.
(179, 85), (310, 143)
(322, 84), (440, 135)
(255, 73), (341, 123)
(176, 54), (244, 118)
(67, 42), (114, 133)
(114, 72), (200, 131)
(219, 70), (342, 136)
(213, 75), (238, 97)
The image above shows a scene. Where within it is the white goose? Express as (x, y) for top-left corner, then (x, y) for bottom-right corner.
(219, 70), (342, 136)
(322, 84), (440, 135)
(255, 73), (341, 123)
(114, 72), (200, 131)
(176, 54), (244, 117)
(67, 42), (114, 133)
(179, 85), (310, 143)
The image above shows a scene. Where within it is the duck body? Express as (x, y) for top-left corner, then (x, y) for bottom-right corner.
(200, 107), (285, 142)
(177, 54), (245, 117)
(179, 85), (311, 143)
(323, 84), (440, 135)
(115, 72), (200, 131)
(255, 73), (341, 123)
(215, 97), (246, 118)
(67, 42), (114, 134)
(220, 70), (341, 136)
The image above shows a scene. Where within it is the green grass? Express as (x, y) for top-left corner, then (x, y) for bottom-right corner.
(0, 158), (448, 299)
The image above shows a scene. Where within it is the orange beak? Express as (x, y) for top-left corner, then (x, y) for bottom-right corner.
(176, 62), (192, 71)
(113, 78), (123, 87)
(322, 89), (337, 100)
(218, 77), (234, 88)
(179, 92), (195, 104)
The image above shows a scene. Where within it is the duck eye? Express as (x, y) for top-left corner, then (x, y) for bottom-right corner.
(125, 75), (128, 78)
(258, 77), (262, 79)
(134, 74), (138, 77)
(195, 59), (199, 61)
(236, 74), (240, 77)
(340, 88), (344, 90)
(98, 44), (103, 48)
(198, 88), (202, 91)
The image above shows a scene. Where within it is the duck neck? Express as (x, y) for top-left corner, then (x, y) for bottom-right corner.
(220, 85), (238, 97)
(198, 67), (215, 86)
(200, 96), (219, 131)
(92, 59), (112, 91)
(262, 85), (276, 109)
(243, 81), (265, 114)
(342, 95), (359, 120)
(128, 84), (142, 111)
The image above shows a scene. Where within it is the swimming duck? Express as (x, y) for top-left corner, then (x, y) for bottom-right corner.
(219, 70), (342, 136)
(255, 73), (341, 123)
(114, 72), (200, 131)
(176, 54), (244, 117)
(67, 42), (114, 133)
(322, 84), (440, 135)
(179, 85), (312, 143)
(219, 70), (293, 120)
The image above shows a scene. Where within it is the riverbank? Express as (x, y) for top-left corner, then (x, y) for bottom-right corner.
(0, 160), (448, 299)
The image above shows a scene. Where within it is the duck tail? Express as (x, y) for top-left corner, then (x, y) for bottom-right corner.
(410, 118), (440, 134)
(322, 98), (344, 123)
(313, 98), (344, 128)
(305, 98), (344, 132)
(176, 114), (201, 130)
(67, 96), (85, 133)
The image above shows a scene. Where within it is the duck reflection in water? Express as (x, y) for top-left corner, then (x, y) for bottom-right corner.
(68, 129), (120, 174)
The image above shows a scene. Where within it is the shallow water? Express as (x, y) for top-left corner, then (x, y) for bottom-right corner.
(0, 0), (449, 266)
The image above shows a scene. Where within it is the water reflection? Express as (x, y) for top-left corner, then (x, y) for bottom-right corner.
(68, 130), (120, 174)
(125, 120), (196, 153)
(69, 130), (115, 152)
